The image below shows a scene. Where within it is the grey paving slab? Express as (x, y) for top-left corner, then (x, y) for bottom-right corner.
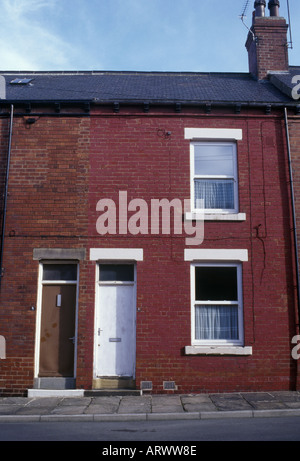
(151, 395), (184, 413)
(247, 401), (288, 410)
(241, 392), (277, 402)
(283, 401), (300, 409)
(271, 391), (300, 402)
(50, 405), (87, 415)
(58, 397), (91, 407)
(118, 396), (152, 414)
(0, 405), (23, 415)
(85, 396), (121, 414)
(241, 392), (289, 410)
(14, 406), (51, 415)
(181, 394), (216, 412)
(210, 393), (253, 411)
(25, 397), (63, 407)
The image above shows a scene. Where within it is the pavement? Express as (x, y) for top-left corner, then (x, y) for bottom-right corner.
(1, 391), (300, 422)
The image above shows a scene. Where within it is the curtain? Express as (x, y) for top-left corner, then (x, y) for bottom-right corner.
(195, 179), (234, 210)
(195, 305), (239, 340)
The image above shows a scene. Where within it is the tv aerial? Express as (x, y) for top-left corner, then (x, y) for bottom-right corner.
(240, 0), (251, 21)
(239, 0), (255, 41)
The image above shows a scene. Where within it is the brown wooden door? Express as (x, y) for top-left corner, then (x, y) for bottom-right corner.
(39, 284), (76, 377)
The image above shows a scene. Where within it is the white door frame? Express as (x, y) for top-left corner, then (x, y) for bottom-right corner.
(93, 262), (137, 379)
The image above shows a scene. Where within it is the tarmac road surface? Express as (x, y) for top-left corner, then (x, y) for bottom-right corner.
(1, 416), (300, 441)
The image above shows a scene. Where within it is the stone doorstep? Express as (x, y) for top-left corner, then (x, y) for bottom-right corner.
(92, 377), (136, 390)
(27, 389), (85, 398)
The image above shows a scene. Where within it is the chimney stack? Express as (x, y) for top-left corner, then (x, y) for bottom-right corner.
(245, 0), (289, 80)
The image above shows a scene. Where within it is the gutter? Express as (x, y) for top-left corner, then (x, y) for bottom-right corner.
(0, 99), (299, 110)
(284, 107), (300, 330)
(0, 104), (14, 288)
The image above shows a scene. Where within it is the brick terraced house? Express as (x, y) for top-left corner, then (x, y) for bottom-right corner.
(1, 0), (300, 396)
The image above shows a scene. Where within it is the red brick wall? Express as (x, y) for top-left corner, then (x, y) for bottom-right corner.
(0, 114), (90, 395)
(0, 106), (298, 395)
(288, 115), (300, 390)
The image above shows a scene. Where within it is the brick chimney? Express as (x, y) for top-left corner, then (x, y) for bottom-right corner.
(245, 0), (289, 80)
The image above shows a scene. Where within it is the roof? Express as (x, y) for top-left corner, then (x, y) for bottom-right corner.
(0, 69), (299, 106)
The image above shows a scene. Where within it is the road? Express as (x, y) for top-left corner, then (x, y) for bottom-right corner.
(1, 416), (300, 442)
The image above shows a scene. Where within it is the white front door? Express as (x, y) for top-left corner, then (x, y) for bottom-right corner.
(96, 264), (136, 377)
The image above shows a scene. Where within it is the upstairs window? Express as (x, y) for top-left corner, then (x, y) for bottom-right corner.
(191, 142), (238, 213)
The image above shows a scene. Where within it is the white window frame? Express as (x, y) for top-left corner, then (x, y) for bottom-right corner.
(190, 262), (244, 347)
(190, 141), (239, 214)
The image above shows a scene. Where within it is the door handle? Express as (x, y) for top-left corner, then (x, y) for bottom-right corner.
(68, 336), (75, 344)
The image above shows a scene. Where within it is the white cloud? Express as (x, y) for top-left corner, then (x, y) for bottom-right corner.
(0, 0), (77, 69)
(2, 0), (53, 15)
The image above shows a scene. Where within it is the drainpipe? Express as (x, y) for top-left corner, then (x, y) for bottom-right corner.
(284, 107), (300, 331)
(0, 104), (14, 288)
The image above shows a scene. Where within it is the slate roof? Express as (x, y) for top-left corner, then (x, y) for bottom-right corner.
(0, 69), (299, 106)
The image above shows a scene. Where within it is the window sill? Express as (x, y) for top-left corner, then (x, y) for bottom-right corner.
(185, 346), (253, 356)
(185, 212), (246, 222)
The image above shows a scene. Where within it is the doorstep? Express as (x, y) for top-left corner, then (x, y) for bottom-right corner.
(33, 377), (76, 390)
(84, 389), (141, 397)
(92, 377), (136, 390)
(27, 389), (84, 398)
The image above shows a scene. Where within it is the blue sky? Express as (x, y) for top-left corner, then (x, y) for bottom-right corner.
(0, 0), (299, 72)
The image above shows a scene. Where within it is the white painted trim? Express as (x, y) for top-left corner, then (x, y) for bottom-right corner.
(185, 128), (243, 140)
(28, 389), (84, 398)
(185, 346), (252, 356)
(185, 212), (246, 221)
(184, 249), (248, 262)
(0, 76), (6, 100)
(34, 263), (43, 377)
(0, 336), (6, 359)
(90, 248), (144, 261)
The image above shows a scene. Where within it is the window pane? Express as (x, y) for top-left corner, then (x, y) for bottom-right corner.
(99, 264), (134, 282)
(195, 266), (237, 301)
(194, 179), (234, 209)
(43, 264), (77, 281)
(195, 305), (239, 340)
(194, 144), (234, 176)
